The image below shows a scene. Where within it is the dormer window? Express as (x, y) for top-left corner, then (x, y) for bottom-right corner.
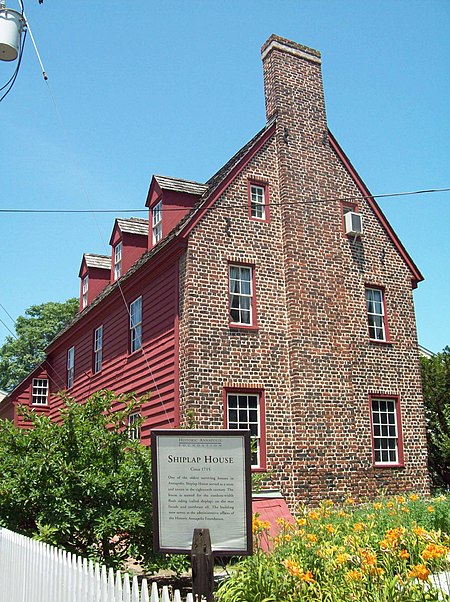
(152, 200), (162, 245)
(82, 275), (89, 309)
(114, 242), (122, 281)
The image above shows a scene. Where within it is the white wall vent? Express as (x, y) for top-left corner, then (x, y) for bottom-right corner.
(344, 211), (363, 236)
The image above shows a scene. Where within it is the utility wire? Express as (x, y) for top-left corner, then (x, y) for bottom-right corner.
(1, 187), (449, 214)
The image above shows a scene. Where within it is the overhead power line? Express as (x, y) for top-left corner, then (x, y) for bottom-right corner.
(0, 187), (449, 214)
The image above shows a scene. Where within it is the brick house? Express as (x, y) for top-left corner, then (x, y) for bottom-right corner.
(3, 35), (429, 504)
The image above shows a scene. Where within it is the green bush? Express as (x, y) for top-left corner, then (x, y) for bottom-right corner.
(0, 390), (152, 569)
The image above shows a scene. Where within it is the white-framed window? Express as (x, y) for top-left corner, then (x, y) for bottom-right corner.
(152, 200), (162, 245)
(130, 296), (142, 353)
(82, 275), (89, 309)
(366, 287), (387, 341)
(249, 184), (267, 221)
(114, 241), (122, 281)
(229, 265), (253, 326)
(32, 378), (49, 405)
(93, 325), (103, 373)
(128, 412), (141, 441)
(67, 346), (75, 388)
(371, 397), (401, 465)
(227, 392), (261, 468)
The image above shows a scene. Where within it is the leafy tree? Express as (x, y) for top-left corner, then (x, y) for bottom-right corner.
(0, 298), (78, 392)
(421, 346), (450, 490)
(0, 390), (152, 568)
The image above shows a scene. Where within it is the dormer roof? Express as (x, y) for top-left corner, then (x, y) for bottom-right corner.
(153, 175), (207, 196)
(84, 254), (111, 269)
(109, 217), (149, 244)
(79, 253), (110, 276)
(115, 217), (149, 236)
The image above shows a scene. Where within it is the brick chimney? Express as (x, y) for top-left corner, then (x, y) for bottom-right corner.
(261, 35), (326, 139)
(260, 36), (355, 497)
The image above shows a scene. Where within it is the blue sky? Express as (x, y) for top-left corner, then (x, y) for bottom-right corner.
(1, 0), (449, 353)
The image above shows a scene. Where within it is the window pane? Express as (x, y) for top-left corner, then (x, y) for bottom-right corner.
(239, 409), (248, 421)
(228, 395), (237, 407)
(240, 310), (251, 324)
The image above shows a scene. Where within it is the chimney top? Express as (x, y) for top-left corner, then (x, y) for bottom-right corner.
(261, 35), (321, 64)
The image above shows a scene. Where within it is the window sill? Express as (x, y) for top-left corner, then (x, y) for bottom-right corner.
(229, 324), (259, 333)
(249, 217), (270, 224)
(373, 463), (404, 469)
(127, 348), (143, 359)
(369, 339), (392, 346)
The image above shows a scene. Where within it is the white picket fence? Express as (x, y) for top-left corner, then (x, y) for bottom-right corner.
(0, 527), (194, 602)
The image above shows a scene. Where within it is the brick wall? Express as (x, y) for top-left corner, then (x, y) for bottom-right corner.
(179, 35), (429, 506)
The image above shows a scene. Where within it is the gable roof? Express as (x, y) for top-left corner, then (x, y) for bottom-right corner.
(153, 175), (208, 196)
(83, 253), (111, 270)
(115, 217), (149, 236)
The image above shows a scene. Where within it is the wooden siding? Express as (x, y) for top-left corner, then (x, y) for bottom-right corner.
(15, 259), (180, 444)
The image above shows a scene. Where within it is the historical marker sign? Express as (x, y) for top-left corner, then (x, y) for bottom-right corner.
(152, 429), (252, 554)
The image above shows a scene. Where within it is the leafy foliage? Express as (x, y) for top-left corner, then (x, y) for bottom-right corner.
(0, 298), (78, 392)
(0, 390), (152, 568)
(421, 347), (450, 490)
(218, 495), (450, 602)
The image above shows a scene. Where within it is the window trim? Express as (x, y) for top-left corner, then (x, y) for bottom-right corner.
(82, 275), (89, 309)
(365, 285), (390, 343)
(93, 325), (103, 374)
(224, 388), (266, 471)
(129, 296), (143, 354)
(228, 262), (258, 329)
(31, 377), (49, 406)
(152, 199), (163, 246)
(67, 346), (75, 389)
(369, 394), (404, 468)
(248, 180), (270, 223)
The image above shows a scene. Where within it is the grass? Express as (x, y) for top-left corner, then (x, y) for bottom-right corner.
(217, 493), (450, 601)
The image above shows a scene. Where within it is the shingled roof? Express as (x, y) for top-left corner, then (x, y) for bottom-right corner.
(83, 254), (111, 270)
(116, 217), (149, 236)
(153, 175), (208, 196)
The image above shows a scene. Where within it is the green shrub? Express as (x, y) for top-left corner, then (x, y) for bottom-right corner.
(0, 390), (152, 569)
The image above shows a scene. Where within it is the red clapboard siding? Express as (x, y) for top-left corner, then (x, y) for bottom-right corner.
(16, 259), (180, 440)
